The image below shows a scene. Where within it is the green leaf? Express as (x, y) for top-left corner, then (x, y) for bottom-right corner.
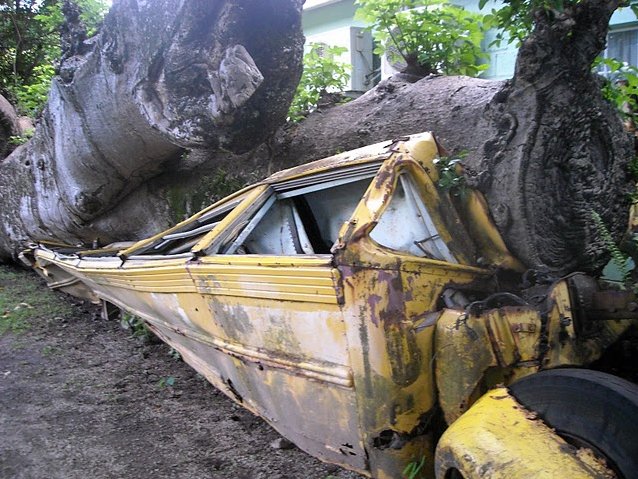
(602, 257), (634, 283)
(356, 0), (490, 77)
(158, 375), (176, 388)
(402, 457), (426, 479)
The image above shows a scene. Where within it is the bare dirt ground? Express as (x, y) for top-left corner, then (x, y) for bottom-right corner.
(0, 265), (364, 479)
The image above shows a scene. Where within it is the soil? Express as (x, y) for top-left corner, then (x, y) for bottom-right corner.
(0, 266), (364, 479)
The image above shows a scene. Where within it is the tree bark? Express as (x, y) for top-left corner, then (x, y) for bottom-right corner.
(0, 0), (632, 276)
(0, 94), (21, 158)
(272, 0), (634, 274)
(0, 0), (304, 260)
(471, 0), (634, 274)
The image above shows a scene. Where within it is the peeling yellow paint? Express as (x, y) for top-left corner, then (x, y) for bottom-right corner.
(435, 388), (615, 479)
(24, 132), (637, 479)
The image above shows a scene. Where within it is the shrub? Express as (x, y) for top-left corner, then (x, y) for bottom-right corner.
(288, 43), (350, 123)
(355, 0), (489, 77)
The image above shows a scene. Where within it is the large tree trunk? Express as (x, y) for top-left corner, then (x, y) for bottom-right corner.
(474, 0), (634, 274)
(0, 0), (632, 276)
(0, 0), (304, 259)
(266, 0), (634, 274)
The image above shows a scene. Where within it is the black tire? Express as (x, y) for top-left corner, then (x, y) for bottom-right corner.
(509, 369), (638, 479)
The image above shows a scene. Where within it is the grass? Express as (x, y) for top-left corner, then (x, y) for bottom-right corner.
(42, 345), (61, 356)
(0, 264), (74, 334)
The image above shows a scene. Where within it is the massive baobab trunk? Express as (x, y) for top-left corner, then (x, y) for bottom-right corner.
(0, 0), (304, 259)
(0, 0), (633, 275)
(475, 0), (634, 274)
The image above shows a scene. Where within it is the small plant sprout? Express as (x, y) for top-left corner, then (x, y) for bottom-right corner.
(591, 211), (635, 286)
(120, 312), (151, 339)
(433, 152), (467, 197)
(9, 129), (34, 145)
(402, 456), (426, 479)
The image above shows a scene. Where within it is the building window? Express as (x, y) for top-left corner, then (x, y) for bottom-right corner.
(605, 28), (638, 68)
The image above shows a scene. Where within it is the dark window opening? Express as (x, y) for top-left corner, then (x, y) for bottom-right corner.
(226, 174), (374, 256)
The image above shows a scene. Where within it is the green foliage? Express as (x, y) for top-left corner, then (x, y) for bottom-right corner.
(36, 0), (109, 37)
(594, 58), (638, 206)
(480, 0), (571, 47)
(168, 347), (182, 361)
(591, 211), (635, 285)
(355, 0), (489, 77)
(480, 0), (638, 48)
(120, 312), (152, 340)
(594, 57), (638, 122)
(402, 457), (426, 479)
(0, 265), (73, 335)
(433, 153), (467, 197)
(1, 0), (56, 96)
(288, 43), (351, 123)
(9, 128), (34, 145)
(1, 0), (108, 115)
(602, 255), (636, 285)
(15, 63), (56, 116)
(481, 0), (538, 47)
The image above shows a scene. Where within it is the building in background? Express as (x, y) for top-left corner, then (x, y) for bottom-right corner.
(301, 0), (638, 88)
(605, 8), (638, 71)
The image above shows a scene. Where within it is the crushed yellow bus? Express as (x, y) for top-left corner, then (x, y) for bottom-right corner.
(23, 133), (638, 478)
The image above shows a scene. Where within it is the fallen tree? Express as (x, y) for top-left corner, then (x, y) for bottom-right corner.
(272, 0), (634, 274)
(0, 0), (305, 259)
(0, 0), (633, 276)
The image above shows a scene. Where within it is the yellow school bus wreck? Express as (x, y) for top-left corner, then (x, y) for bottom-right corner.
(23, 133), (638, 478)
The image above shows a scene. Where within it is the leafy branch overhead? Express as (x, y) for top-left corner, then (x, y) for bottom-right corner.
(1, 0), (109, 116)
(355, 0), (489, 77)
